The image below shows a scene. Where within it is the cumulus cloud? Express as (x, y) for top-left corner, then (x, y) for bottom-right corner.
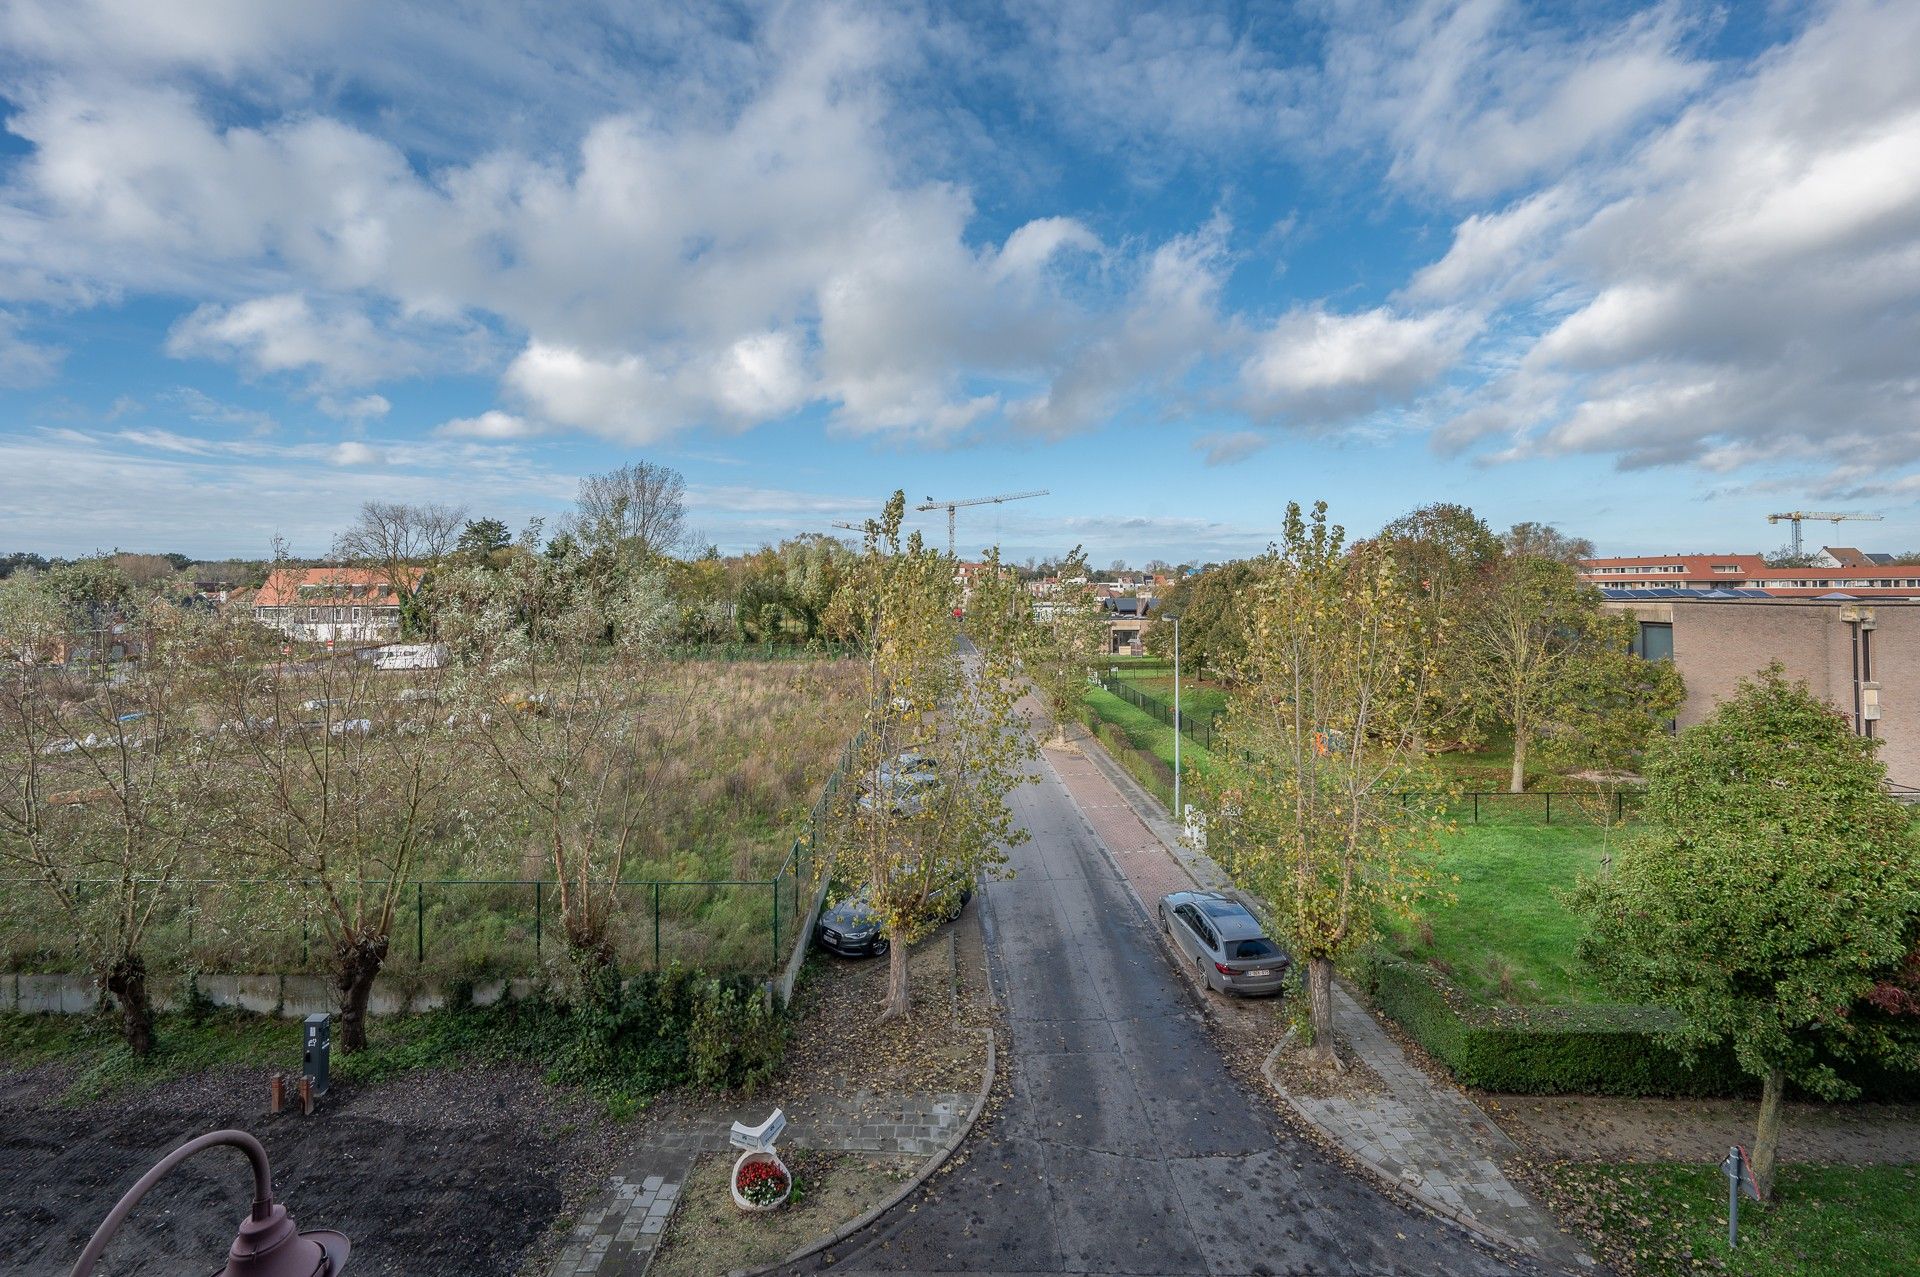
(318, 392), (391, 422)
(0, 311), (63, 386)
(1240, 305), (1475, 424)
(1195, 430), (1268, 466)
(165, 294), (412, 386)
(328, 440), (383, 466)
(1425, 0), (1920, 479)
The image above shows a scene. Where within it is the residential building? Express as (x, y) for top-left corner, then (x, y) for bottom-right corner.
(251, 566), (421, 645)
(1579, 552), (1920, 597)
(1605, 596), (1920, 787)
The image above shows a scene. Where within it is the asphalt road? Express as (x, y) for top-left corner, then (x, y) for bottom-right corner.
(783, 755), (1539, 1277)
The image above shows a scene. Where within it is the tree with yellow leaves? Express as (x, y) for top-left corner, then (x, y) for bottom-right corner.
(1204, 501), (1446, 1069)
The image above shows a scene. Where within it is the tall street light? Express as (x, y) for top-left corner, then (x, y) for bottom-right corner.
(70, 1129), (349, 1276)
(1172, 614), (1182, 823)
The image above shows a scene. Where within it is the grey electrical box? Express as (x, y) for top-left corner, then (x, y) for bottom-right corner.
(303, 1013), (331, 1095)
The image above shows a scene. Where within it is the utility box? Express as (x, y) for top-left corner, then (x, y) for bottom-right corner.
(303, 1013), (331, 1095)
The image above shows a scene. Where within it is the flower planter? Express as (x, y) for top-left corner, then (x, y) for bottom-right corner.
(730, 1149), (791, 1212)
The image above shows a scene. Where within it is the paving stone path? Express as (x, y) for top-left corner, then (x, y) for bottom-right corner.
(548, 1091), (976, 1276)
(1269, 987), (1596, 1271)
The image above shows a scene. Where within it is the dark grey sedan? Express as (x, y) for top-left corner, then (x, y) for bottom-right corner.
(814, 879), (973, 958)
(1158, 891), (1290, 996)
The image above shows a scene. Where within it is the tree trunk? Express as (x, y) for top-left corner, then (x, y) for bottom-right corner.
(880, 933), (911, 1021)
(332, 934), (390, 1056)
(564, 917), (623, 1011)
(1752, 1065), (1787, 1201)
(1509, 732), (1527, 794)
(104, 954), (154, 1057)
(1304, 956), (1341, 1071)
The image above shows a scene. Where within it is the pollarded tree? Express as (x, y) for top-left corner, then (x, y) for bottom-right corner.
(1570, 667), (1920, 1198)
(831, 498), (1032, 1020)
(210, 613), (469, 1055)
(1204, 502), (1446, 1069)
(1459, 555), (1649, 793)
(0, 584), (235, 1054)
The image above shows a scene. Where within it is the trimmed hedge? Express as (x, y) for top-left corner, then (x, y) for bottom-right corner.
(1360, 953), (1920, 1100)
(1078, 709), (1176, 808)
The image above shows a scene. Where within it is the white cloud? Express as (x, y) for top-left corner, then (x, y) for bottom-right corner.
(435, 409), (537, 440)
(1323, 0), (1710, 199)
(318, 393), (391, 422)
(329, 440), (383, 467)
(1194, 430), (1268, 466)
(165, 293), (406, 386)
(0, 311), (63, 386)
(1430, 0), (1920, 478)
(1240, 305), (1475, 423)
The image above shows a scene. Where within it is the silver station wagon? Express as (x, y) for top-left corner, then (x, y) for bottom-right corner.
(1158, 891), (1291, 996)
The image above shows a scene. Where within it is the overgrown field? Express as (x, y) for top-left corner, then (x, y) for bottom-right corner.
(0, 657), (865, 981)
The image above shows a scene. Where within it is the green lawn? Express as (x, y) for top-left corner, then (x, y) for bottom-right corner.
(1385, 822), (1612, 1005)
(1548, 1163), (1920, 1277)
(1107, 669), (1230, 721)
(1081, 686), (1216, 777)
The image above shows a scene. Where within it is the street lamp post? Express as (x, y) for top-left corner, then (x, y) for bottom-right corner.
(1172, 615), (1181, 823)
(70, 1129), (349, 1277)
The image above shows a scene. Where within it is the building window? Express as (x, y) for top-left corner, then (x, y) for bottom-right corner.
(1632, 621), (1674, 661)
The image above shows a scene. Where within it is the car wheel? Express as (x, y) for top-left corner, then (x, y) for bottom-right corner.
(874, 937), (890, 955)
(1195, 956), (1213, 992)
(1159, 906), (1170, 934)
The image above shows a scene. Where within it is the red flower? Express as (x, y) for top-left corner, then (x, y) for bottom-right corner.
(736, 1159), (789, 1205)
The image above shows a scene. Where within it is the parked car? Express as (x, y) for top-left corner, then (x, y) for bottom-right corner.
(815, 876), (973, 958)
(1157, 890), (1290, 996)
(856, 765), (941, 817)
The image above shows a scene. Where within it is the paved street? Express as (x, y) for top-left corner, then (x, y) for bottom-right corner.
(785, 752), (1539, 1277)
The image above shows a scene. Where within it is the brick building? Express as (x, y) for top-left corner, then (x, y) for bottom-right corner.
(1580, 553), (1920, 597)
(1604, 596), (1918, 787)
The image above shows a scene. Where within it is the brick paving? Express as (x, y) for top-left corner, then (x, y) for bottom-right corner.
(1053, 731), (1595, 1274)
(548, 1091), (975, 1276)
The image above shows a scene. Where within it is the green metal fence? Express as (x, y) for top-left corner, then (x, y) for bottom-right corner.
(0, 735), (865, 981)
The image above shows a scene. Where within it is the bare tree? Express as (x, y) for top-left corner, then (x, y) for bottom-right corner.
(209, 628), (467, 1054)
(334, 501), (468, 589)
(574, 461), (689, 564)
(0, 584), (235, 1054)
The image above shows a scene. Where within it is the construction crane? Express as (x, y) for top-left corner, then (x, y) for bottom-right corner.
(828, 521), (865, 533)
(916, 490), (1049, 557)
(1767, 510), (1883, 558)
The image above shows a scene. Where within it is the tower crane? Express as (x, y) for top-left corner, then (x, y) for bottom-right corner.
(828, 521), (865, 533)
(1766, 510), (1883, 558)
(915, 490), (1049, 557)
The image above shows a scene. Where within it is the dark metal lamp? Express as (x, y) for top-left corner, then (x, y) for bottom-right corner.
(70, 1129), (349, 1276)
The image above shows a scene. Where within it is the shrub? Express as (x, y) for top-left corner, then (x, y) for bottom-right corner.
(1359, 953), (1920, 1099)
(688, 978), (785, 1091)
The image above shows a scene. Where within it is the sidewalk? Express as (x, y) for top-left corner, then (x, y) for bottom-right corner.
(1046, 731), (1596, 1274)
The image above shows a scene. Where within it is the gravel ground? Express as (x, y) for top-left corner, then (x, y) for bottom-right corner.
(0, 1062), (635, 1276)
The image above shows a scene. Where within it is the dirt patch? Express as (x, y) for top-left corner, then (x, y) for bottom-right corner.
(650, 1149), (916, 1276)
(0, 1064), (632, 1276)
(1266, 1030), (1388, 1101)
(1482, 1093), (1920, 1166)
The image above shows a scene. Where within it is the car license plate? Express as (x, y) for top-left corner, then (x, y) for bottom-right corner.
(1247, 968), (1272, 977)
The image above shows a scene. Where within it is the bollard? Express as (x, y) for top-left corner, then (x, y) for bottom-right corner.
(298, 1075), (314, 1116)
(269, 1073), (285, 1114)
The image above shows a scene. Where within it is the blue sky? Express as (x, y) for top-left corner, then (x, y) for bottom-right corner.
(1, 1), (1917, 564)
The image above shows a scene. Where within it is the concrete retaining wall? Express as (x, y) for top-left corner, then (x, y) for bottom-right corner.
(1, 971), (538, 1018)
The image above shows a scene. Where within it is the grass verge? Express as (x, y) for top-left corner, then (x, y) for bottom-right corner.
(1543, 1162), (1920, 1277)
(1385, 823), (1611, 1005)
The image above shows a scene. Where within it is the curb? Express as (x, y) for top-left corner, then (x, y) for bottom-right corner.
(1259, 1031), (1551, 1266)
(728, 1027), (997, 1277)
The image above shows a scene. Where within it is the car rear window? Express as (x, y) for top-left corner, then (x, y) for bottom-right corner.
(1228, 938), (1279, 960)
